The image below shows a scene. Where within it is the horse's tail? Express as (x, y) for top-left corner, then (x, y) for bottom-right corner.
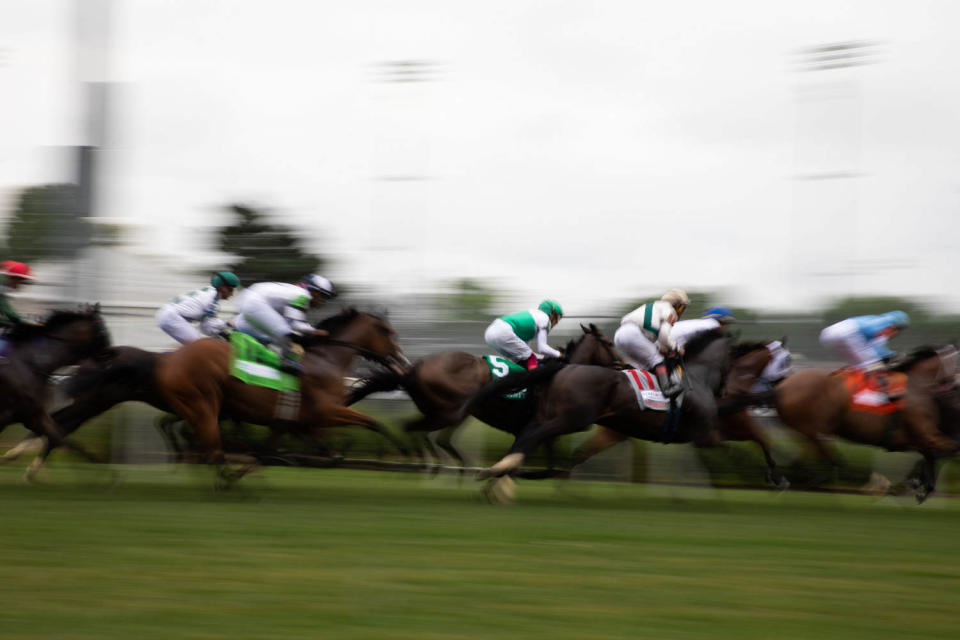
(717, 389), (777, 418)
(346, 369), (409, 406)
(456, 360), (567, 422)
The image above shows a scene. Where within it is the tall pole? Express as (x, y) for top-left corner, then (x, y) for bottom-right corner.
(71, 0), (113, 304)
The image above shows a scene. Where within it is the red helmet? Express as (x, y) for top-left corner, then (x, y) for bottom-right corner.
(1, 261), (34, 281)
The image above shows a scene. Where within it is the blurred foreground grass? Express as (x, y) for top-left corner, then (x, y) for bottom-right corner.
(0, 466), (958, 639)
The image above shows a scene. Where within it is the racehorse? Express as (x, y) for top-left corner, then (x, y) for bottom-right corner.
(476, 329), (732, 483)
(0, 306), (111, 475)
(721, 345), (960, 501)
(155, 308), (411, 485)
(346, 323), (623, 470)
(562, 339), (793, 487)
(15, 309), (410, 485)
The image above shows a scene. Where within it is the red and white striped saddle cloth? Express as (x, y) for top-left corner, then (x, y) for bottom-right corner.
(621, 368), (682, 412)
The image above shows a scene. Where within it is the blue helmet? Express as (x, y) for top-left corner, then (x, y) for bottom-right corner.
(703, 306), (735, 322)
(882, 310), (909, 329)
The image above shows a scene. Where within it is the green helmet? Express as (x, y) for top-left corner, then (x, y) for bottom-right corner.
(211, 271), (241, 289)
(538, 299), (563, 317)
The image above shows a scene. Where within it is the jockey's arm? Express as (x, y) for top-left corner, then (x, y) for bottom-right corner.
(656, 319), (679, 354)
(199, 315), (228, 337)
(534, 328), (562, 359)
(282, 304), (314, 335)
(0, 295), (24, 325)
(867, 335), (895, 362)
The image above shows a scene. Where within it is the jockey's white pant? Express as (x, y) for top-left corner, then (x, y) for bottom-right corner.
(820, 319), (878, 367)
(156, 306), (203, 344)
(484, 318), (533, 362)
(614, 322), (663, 370)
(236, 294), (291, 345)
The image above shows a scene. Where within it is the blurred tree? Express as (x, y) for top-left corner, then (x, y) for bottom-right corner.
(217, 204), (323, 286)
(3, 184), (90, 262)
(444, 278), (495, 319)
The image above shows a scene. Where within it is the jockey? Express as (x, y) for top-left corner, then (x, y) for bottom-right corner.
(484, 299), (563, 370)
(614, 288), (690, 398)
(670, 306), (735, 350)
(0, 260), (34, 329)
(156, 271), (241, 344)
(819, 311), (909, 373)
(234, 273), (336, 374)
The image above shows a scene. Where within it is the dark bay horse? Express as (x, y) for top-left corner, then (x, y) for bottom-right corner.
(0, 306), (111, 479)
(722, 345), (960, 501)
(477, 329), (732, 482)
(562, 339), (793, 487)
(156, 309), (411, 484)
(346, 323), (623, 469)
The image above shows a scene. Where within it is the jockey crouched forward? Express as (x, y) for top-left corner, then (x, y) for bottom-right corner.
(614, 288), (690, 398)
(234, 274), (336, 374)
(819, 311), (909, 378)
(484, 300), (563, 370)
(156, 271), (240, 345)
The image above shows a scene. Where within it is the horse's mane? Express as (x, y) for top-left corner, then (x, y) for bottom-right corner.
(5, 308), (97, 343)
(891, 345), (942, 372)
(315, 307), (386, 335)
(730, 341), (771, 360)
(683, 329), (728, 360)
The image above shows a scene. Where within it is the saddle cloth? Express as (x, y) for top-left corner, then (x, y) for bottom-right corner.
(483, 354), (528, 400)
(833, 368), (906, 415)
(622, 368), (675, 411)
(229, 332), (301, 392)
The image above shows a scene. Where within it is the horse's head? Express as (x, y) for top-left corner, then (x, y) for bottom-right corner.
(565, 323), (624, 367)
(724, 339), (793, 396)
(22, 305), (111, 359)
(894, 345), (956, 387)
(314, 308), (410, 374)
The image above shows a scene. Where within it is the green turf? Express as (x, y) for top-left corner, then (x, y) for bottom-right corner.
(1, 466), (958, 639)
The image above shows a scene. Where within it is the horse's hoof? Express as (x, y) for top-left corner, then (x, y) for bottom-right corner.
(484, 476), (516, 505)
(915, 487), (931, 504)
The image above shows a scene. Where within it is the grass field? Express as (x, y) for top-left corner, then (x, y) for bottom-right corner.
(1, 465), (958, 639)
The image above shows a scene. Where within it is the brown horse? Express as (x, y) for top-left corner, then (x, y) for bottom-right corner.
(561, 339), (793, 487)
(153, 308), (410, 484)
(477, 329), (733, 484)
(347, 323), (623, 469)
(721, 345), (960, 501)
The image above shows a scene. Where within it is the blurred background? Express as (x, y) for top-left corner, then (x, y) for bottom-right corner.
(2, 0), (960, 478)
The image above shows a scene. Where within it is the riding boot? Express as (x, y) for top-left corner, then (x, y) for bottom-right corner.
(524, 354), (539, 370)
(655, 363), (681, 398)
(278, 338), (304, 375)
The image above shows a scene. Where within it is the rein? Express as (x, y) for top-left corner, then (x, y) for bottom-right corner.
(310, 337), (398, 369)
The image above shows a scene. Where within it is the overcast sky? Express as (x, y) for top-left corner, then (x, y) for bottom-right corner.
(2, 1), (960, 314)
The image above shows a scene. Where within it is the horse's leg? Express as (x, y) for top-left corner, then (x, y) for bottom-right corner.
(481, 412), (593, 479)
(313, 405), (411, 458)
(533, 427), (628, 480)
(1, 436), (45, 462)
(914, 453), (939, 504)
(722, 411), (788, 489)
(23, 411), (104, 483)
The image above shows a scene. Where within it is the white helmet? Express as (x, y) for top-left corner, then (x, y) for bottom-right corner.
(301, 274), (336, 299)
(660, 288), (690, 308)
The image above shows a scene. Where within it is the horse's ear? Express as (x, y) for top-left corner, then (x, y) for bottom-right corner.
(781, 335), (788, 347)
(580, 323), (588, 333)
(590, 323), (599, 334)
(93, 302), (101, 314)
